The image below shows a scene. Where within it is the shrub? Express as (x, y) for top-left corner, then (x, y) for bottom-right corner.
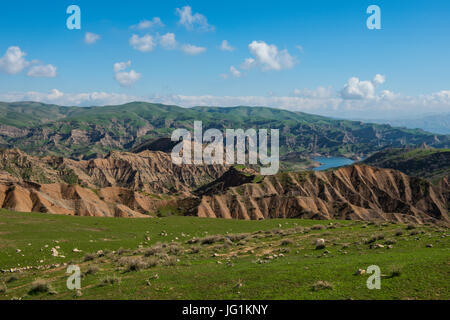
(312, 281), (333, 291)
(6, 275), (18, 283)
(98, 275), (120, 287)
(144, 244), (165, 257)
(281, 239), (294, 246)
(189, 246), (201, 254)
(237, 240), (247, 246)
(394, 230), (404, 236)
(83, 253), (96, 262)
(146, 257), (160, 268)
(0, 283), (6, 294)
(167, 243), (183, 255)
(84, 265), (99, 276)
(161, 256), (177, 266)
(226, 233), (250, 242)
(389, 267), (402, 278)
(117, 248), (129, 255)
(124, 257), (147, 272)
(187, 238), (199, 244)
(28, 279), (52, 295)
(366, 234), (384, 244)
(311, 225), (326, 230)
(201, 235), (224, 245)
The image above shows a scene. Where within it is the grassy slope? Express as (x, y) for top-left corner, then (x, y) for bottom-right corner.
(363, 148), (450, 182)
(0, 209), (448, 300)
(1, 102), (448, 159)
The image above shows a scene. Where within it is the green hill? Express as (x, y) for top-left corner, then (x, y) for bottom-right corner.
(363, 147), (450, 182)
(0, 101), (448, 159)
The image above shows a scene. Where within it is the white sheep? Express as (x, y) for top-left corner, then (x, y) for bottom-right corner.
(315, 238), (326, 249)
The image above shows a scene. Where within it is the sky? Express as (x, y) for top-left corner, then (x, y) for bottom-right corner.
(0, 0), (449, 119)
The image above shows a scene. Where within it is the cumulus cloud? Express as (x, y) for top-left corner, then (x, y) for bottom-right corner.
(220, 40), (234, 52)
(373, 74), (386, 86)
(176, 6), (214, 32)
(340, 74), (386, 100)
(0, 46), (29, 74)
(181, 44), (206, 55)
(160, 33), (177, 50)
(247, 41), (296, 71)
(84, 32), (100, 44)
(131, 17), (164, 30)
(129, 34), (156, 52)
(113, 61), (141, 87)
(27, 64), (57, 78)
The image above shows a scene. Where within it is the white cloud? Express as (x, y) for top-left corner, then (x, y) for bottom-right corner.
(84, 32), (100, 44)
(27, 64), (57, 78)
(160, 33), (177, 50)
(241, 58), (256, 70)
(0, 89), (140, 106)
(379, 90), (397, 100)
(181, 44), (206, 55)
(113, 61), (131, 73)
(293, 86), (333, 99)
(229, 66), (241, 78)
(0, 46), (29, 74)
(47, 88), (64, 100)
(129, 34), (156, 52)
(247, 41), (296, 71)
(114, 70), (141, 87)
(176, 6), (214, 32)
(340, 74), (385, 100)
(373, 73), (386, 86)
(220, 40), (234, 52)
(131, 17), (164, 30)
(113, 61), (141, 87)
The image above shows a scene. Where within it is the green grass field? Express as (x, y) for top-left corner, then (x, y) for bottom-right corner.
(0, 209), (448, 300)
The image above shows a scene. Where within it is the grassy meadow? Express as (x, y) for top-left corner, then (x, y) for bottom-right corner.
(0, 209), (448, 300)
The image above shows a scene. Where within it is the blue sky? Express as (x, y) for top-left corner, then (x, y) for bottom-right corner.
(0, 0), (449, 118)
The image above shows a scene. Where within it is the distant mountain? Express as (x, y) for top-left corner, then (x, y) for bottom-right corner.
(356, 113), (450, 135)
(363, 147), (450, 182)
(0, 101), (449, 159)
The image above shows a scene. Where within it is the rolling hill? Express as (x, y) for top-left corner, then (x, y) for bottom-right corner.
(0, 101), (449, 159)
(363, 147), (450, 182)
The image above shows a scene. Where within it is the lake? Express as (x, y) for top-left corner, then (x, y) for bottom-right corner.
(312, 157), (355, 171)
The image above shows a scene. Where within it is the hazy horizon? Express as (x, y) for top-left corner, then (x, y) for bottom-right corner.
(1, 1), (449, 120)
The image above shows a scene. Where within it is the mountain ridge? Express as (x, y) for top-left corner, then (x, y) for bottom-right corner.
(1, 101), (448, 160)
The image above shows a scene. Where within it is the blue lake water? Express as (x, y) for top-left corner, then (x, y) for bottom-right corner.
(312, 157), (355, 171)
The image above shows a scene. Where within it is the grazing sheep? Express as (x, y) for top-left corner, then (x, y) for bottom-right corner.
(315, 238), (326, 249)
